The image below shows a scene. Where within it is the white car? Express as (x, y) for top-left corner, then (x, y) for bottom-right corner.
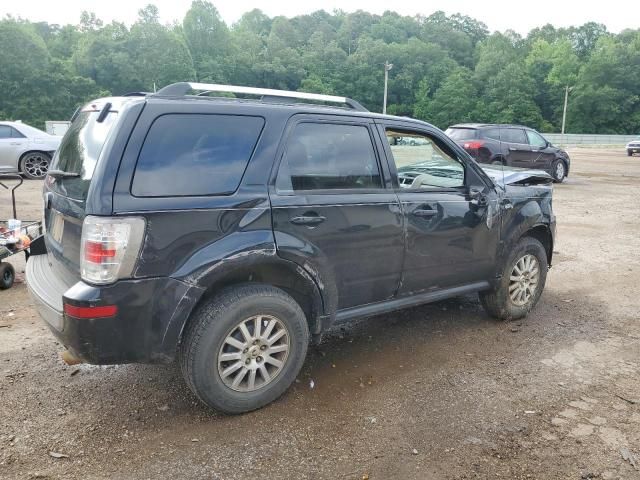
(0, 121), (61, 179)
(627, 137), (640, 157)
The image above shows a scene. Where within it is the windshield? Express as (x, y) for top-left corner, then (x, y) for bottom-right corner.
(445, 128), (477, 141)
(48, 111), (118, 201)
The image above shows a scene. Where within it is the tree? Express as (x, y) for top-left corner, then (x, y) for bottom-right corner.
(414, 68), (479, 128)
(128, 5), (195, 90)
(183, 1), (230, 82)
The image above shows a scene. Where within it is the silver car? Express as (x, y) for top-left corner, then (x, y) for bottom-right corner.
(0, 121), (61, 179)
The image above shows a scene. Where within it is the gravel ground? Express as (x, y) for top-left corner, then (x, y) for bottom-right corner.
(1, 148), (639, 479)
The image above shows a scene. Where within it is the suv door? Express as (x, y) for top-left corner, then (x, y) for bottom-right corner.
(525, 129), (555, 170)
(0, 125), (26, 173)
(270, 115), (404, 310)
(501, 128), (532, 168)
(376, 121), (501, 294)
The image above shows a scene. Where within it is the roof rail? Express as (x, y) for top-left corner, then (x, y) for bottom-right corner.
(155, 82), (368, 111)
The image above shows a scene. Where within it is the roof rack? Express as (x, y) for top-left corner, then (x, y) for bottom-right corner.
(155, 82), (368, 112)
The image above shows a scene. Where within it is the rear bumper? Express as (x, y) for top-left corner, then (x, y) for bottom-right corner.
(26, 254), (203, 365)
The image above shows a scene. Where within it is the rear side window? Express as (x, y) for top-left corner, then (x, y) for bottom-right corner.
(49, 111), (119, 200)
(132, 114), (264, 197)
(276, 123), (382, 192)
(500, 128), (527, 144)
(0, 125), (23, 139)
(445, 128), (477, 140)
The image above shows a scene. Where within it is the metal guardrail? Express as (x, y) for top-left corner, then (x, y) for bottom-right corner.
(542, 133), (639, 146)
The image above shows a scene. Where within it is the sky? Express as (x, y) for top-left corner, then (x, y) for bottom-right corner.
(0, 0), (632, 35)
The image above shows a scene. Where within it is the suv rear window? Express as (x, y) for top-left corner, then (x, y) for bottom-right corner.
(49, 111), (118, 201)
(445, 128), (477, 140)
(132, 114), (264, 197)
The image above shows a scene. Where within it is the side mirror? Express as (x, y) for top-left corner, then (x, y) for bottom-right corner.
(469, 186), (488, 207)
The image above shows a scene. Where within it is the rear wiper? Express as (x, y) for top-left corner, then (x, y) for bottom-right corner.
(47, 169), (80, 178)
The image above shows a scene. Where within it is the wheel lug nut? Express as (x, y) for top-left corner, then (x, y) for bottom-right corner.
(245, 359), (251, 365)
(260, 345), (267, 350)
(243, 348), (248, 353)
(257, 356), (263, 363)
(253, 340), (258, 345)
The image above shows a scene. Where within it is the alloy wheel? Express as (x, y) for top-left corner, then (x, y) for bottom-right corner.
(217, 314), (290, 392)
(23, 154), (50, 178)
(508, 254), (540, 306)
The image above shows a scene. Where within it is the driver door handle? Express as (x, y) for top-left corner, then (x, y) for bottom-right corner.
(290, 214), (326, 226)
(412, 208), (437, 217)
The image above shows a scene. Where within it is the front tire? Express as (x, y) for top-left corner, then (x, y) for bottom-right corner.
(551, 159), (566, 183)
(20, 152), (51, 179)
(480, 237), (548, 321)
(628, 150), (633, 157)
(180, 284), (309, 414)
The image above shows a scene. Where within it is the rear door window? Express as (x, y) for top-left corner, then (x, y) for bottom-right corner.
(49, 111), (119, 200)
(500, 128), (527, 144)
(483, 128), (501, 141)
(0, 126), (12, 139)
(276, 122), (382, 192)
(132, 114), (264, 197)
(445, 128), (477, 140)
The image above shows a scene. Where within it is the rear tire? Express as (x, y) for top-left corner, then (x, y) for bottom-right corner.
(628, 150), (633, 157)
(20, 152), (51, 179)
(0, 263), (15, 290)
(180, 284), (309, 414)
(551, 159), (566, 183)
(480, 237), (547, 321)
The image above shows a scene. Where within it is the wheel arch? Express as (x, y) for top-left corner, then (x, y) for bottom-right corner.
(172, 258), (327, 353)
(520, 224), (553, 267)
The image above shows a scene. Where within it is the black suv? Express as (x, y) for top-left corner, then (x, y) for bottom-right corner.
(446, 124), (570, 183)
(27, 83), (555, 413)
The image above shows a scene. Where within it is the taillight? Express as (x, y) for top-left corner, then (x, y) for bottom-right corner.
(463, 141), (485, 149)
(80, 216), (146, 285)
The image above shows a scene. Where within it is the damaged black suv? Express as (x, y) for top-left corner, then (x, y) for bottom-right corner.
(27, 83), (555, 414)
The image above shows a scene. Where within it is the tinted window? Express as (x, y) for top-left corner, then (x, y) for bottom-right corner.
(386, 129), (464, 189)
(132, 114), (264, 197)
(0, 126), (11, 139)
(483, 127), (501, 141)
(276, 123), (382, 192)
(445, 128), (477, 140)
(500, 128), (527, 144)
(10, 127), (25, 138)
(49, 111), (119, 200)
(526, 130), (547, 147)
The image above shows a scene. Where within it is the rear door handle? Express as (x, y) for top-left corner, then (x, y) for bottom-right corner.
(412, 208), (437, 218)
(290, 214), (326, 226)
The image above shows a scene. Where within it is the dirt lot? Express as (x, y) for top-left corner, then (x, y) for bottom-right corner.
(1, 148), (639, 479)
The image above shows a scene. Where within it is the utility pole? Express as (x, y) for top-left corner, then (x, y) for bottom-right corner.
(561, 85), (573, 145)
(383, 61), (393, 115)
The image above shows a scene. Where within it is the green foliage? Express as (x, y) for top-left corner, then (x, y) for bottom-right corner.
(0, 3), (638, 133)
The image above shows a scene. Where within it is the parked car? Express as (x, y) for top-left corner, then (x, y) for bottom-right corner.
(626, 137), (640, 156)
(445, 124), (570, 183)
(26, 83), (556, 414)
(0, 121), (60, 179)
